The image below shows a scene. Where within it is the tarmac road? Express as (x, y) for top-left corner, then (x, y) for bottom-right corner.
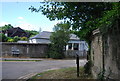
(2, 58), (87, 79)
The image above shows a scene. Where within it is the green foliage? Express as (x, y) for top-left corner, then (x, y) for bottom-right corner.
(7, 37), (18, 42)
(29, 2), (119, 43)
(0, 24), (38, 42)
(7, 36), (28, 42)
(1, 24), (38, 38)
(0, 34), (1, 42)
(20, 37), (28, 41)
(98, 3), (119, 34)
(7, 38), (14, 42)
(48, 22), (70, 59)
(0, 24), (13, 31)
(25, 30), (39, 37)
(29, 3), (119, 75)
(0, 33), (8, 42)
(13, 36), (20, 42)
(29, 2), (113, 42)
(49, 48), (64, 59)
(97, 70), (105, 80)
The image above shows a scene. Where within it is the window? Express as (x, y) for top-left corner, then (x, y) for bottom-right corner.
(73, 43), (79, 50)
(68, 43), (72, 50)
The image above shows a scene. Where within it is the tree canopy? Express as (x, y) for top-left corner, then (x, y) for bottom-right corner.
(29, 2), (119, 43)
(0, 24), (13, 31)
(25, 30), (39, 37)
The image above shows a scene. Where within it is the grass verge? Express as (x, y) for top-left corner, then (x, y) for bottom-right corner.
(28, 67), (92, 80)
(2, 60), (42, 62)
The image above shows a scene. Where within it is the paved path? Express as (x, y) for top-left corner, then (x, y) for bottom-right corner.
(2, 58), (87, 79)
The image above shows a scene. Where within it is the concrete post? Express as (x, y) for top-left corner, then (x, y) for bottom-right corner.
(79, 43), (81, 51)
(66, 45), (68, 50)
(72, 43), (74, 50)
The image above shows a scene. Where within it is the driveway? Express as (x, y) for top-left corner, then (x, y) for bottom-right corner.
(2, 58), (87, 79)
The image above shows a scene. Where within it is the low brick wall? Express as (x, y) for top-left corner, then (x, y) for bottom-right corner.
(1, 42), (48, 58)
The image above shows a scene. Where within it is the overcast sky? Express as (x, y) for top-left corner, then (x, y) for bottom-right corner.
(0, 2), (62, 32)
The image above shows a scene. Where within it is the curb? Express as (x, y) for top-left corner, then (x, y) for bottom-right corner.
(17, 73), (38, 80)
(17, 68), (61, 80)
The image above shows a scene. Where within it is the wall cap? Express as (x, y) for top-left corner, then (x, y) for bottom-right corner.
(0, 42), (49, 45)
(92, 29), (100, 35)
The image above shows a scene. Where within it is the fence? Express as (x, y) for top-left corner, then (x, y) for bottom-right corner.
(1, 42), (88, 58)
(65, 50), (87, 58)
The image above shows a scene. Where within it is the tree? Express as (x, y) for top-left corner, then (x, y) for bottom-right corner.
(0, 33), (8, 42)
(29, 2), (119, 73)
(29, 2), (113, 43)
(48, 22), (70, 59)
(29, 2), (119, 56)
(0, 24), (13, 31)
(25, 30), (39, 37)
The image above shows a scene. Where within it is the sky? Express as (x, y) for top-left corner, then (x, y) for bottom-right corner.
(0, 2), (62, 32)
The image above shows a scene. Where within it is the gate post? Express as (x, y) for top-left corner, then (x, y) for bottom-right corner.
(76, 54), (79, 77)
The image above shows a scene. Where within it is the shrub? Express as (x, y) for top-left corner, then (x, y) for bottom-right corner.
(84, 60), (92, 75)
(20, 37), (28, 41)
(7, 38), (14, 42)
(13, 36), (20, 42)
(49, 51), (64, 59)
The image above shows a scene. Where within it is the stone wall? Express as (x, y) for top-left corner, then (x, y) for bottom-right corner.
(91, 19), (120, 79)
(1, 43), (49, 58)
(91, 29), (103, 78)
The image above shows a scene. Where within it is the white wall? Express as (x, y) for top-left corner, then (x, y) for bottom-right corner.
(68, 40), (81, 43)
(29, 39), (37, 43)
(36, 39), (51, 44)
(67, 40), (88, 51)
(29, 39), (51, 44)
(29, 39), (88, 51)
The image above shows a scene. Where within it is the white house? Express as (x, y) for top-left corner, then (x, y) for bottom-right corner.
(29, 31), (51, 44)
(29, 31), (88, 52)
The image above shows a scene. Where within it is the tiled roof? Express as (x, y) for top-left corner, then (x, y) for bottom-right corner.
(2, 27), (29, 37)
(30, 31), (80, 40)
